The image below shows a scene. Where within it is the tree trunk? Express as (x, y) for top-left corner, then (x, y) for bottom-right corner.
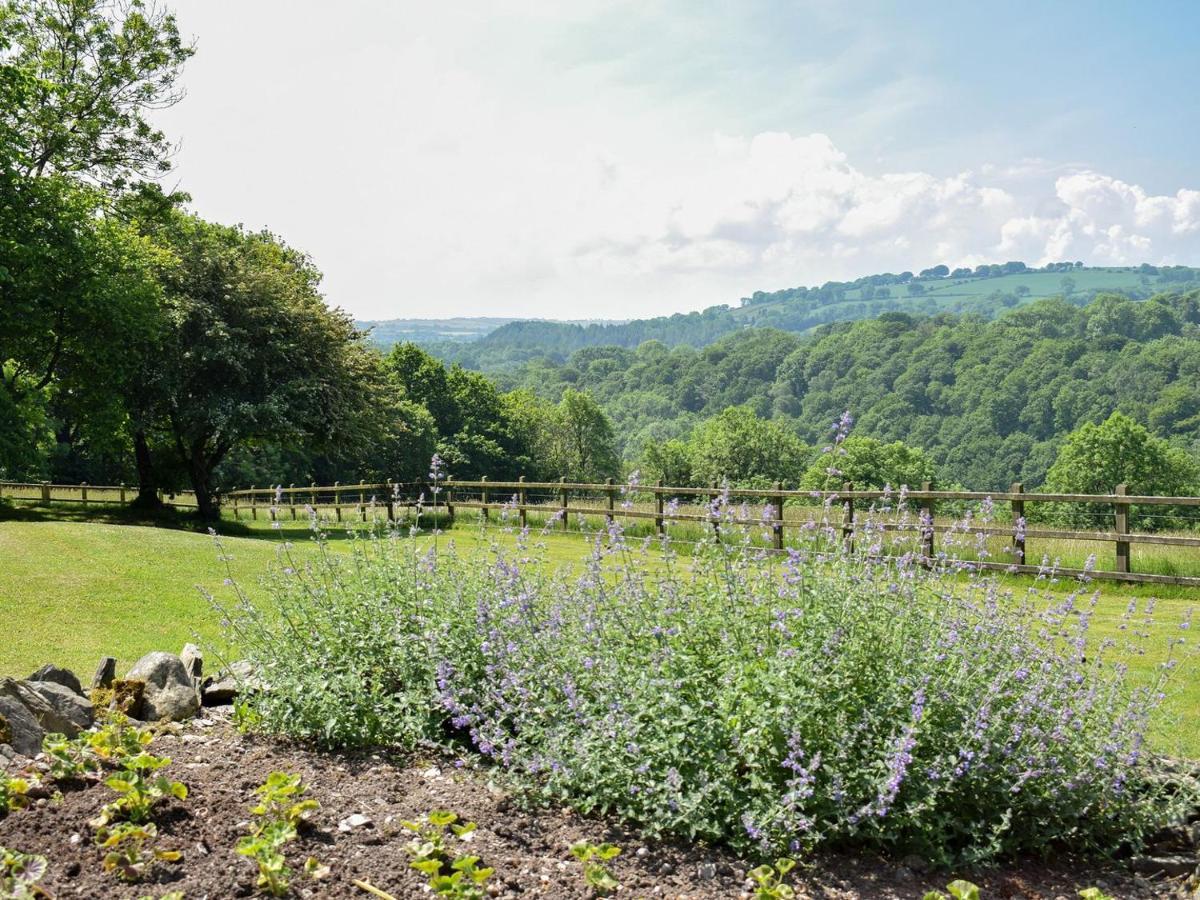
(131, 430), (163, 508)
(186, 455), (219, 520)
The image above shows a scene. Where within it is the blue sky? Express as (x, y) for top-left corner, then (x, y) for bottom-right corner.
(156, 1), (1200, 319)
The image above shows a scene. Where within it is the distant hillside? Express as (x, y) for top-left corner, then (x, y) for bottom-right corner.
(415, 263), (1199, 371)
(358, 317), (520, 346)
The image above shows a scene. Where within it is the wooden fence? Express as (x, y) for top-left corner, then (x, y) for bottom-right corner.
(216, 478), (1200, 588)
(0, 480), (198, 509)
(5, 476), (1199, 587)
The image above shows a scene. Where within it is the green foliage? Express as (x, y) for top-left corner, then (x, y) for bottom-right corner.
(685, 406), (809, 488)
(402, 811), (493, 899)
(748, 858), (796, 899)
(0, 845), (47, 900)
(799, 435), (935, 492)
(0, 0), (193, 183)
(236, 771), (319, 897)
(0, 776), (30, 814)
(91, 751), (187, 826)
(42, 731), (101, 780)
(568, 840), (620, 895)
(922, 880), (981, 900)
(1043, 412), (1200, 528)
(96, 821), (181, 882)
(223, 510), (1193, 865)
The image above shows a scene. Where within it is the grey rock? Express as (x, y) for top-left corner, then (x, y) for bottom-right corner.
(1130, 854), (1197, 877)
(125, 652), (200, 722)
(0, 678), (46, 756)
(21, 680), (93, 736)
(92, 656), (117, 690)
(29, 664), (84, 696)
(899, 853), (930, 874)
(180, 643), (203, 684)
(202, 660), (259, 706)
(696, 863), (716, 880)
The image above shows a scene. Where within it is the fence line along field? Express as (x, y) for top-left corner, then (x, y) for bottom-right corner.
(8, 475), (1200, 586)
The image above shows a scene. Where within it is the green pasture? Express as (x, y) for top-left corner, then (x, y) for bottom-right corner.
(1, 502), (1197, 757)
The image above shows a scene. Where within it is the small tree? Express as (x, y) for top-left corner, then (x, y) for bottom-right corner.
(1042, 412), (1200, 529)
(799, 436), (936, 492)
(687, 406), (808, 488)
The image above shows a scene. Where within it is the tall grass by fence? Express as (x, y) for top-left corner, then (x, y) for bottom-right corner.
(216, 477), (1200, 588)
(6, 476), (1200, 586)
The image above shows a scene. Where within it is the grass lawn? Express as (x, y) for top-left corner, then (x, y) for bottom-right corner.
(2, 504), (1197, 756)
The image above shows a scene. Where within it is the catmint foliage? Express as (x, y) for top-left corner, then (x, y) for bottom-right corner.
(217, 479), (1195, 865)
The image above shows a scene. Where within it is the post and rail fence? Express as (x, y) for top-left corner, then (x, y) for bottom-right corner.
(4, 476), (1200, 587)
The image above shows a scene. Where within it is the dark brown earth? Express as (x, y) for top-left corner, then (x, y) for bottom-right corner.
(0, 710), (1185, 899)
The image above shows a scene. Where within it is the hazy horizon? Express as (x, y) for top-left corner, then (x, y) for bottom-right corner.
(154, 1), (1200, 321)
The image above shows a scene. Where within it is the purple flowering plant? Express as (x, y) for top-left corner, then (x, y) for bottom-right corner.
(216, 450), (1196, 866)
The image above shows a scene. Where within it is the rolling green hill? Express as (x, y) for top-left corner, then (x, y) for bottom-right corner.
(393, 263), (1199, 371)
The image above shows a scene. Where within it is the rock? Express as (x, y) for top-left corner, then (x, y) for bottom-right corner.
(29, 664), (84, 696)
(125, 652), (199, 722)
(92, 656), (117, 690)
(202, 660), (259, 706)
(1130, 854), (1197, 877)
(338, 813), (373, 832)
(180, 644), (203, 684)
(899, 853), (930, 874)
(0, 679), (46, 756)
(20, 680), (92, 736)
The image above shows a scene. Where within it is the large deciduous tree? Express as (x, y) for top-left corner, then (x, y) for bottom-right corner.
(129, 213), (384, 519)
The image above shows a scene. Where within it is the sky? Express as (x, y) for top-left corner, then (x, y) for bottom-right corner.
(154, 0), (1200, 321)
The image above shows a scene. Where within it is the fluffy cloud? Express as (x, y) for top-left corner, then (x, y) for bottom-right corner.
(569, 133), (1200, 292)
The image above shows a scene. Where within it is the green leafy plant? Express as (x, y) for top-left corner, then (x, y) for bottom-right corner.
(85, 715), (153, 764)
(923, 880), (981, 900)
(96, 822), (182, 882)
(91, 751), (187, 826)
(0, 777), (32, 815)
(402, 811), (493, 899)
(249, 772), (319, 829)
(748, 858), (796, 899)
(1078, 890), (1115, 900)
(41, 732), (100, 780)
(0, 845), (48, 899)
(236, 819), (296, 897)
(236, 771), (322, 896)
(568, 840), (621, 895)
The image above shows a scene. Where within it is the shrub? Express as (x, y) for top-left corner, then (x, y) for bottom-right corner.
(218, 474), (1194, 865)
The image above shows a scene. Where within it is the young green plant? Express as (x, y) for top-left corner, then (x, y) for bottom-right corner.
(568, 840), (621, 895)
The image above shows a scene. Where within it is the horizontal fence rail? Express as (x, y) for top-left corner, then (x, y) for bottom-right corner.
(6, 477), (1200, 587)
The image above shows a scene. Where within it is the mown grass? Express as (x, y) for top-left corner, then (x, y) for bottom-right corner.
(2, 501), (1197, 757)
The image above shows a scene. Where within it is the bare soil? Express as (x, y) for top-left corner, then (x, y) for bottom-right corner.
(0, 710), (1182, 899)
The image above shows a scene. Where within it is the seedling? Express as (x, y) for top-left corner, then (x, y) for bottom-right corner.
(96, 822), (182, 882)
(236, 819), (296, 897)
(0, 845), (47, 899)
(249, 771), (319, 829)
(1078, 890), (1116, 900)
(748, 858), (796, 900)
(402, 811), (493, 899)
(85, 716), (153, 764)
(923, 881), (981, 900)
(91, 751), (187, 826)
(41, 732), (100, 780)
(569, 839), (621, 895)
(0, 777), (32, 815)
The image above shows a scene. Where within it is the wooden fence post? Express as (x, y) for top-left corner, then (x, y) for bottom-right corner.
(1010, 482), (1025, 565)
(1114, 483), (1130, 574)
(269, 485), (278, 522)
(920, 480), (935, 562)
(446, 476), (455, 522)
(772, 481), (784, 550)
(560, 476), (569, 531)
(518, 475), (527, 529)
(80, 482), (88, 504)
(359, 480), (367, 522)
(334, 481), (342, 522)
(481, 476), (489, 522)
(41, 481), (50, 503)
(289, 484), (297, 520)
(311, 482), (317, 510)
(231, 488), (239, 520)
(119, 483), (126, 504)
(606, 477), (615, 526)
(711, 481), (721, 537)
(250, 485), (257, 520)
(841, 481), (855, 551)
(385, 480), (395, 522)
(655, 480), (665, 535)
